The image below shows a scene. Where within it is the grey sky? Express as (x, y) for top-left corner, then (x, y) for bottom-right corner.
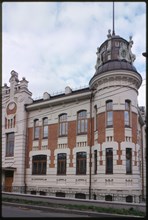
(2, 1), (146, 106)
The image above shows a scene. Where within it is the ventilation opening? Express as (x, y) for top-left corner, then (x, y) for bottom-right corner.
(75, 193), (86, 199)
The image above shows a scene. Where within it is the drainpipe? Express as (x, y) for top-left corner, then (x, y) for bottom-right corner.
(89, 92), (93, 199)
(24, 109), (28, 194)
(140, 124), (144, 201)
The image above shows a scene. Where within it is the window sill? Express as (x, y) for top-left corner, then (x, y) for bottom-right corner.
(77, 132), (87, 135)
(58, 135), (68, 137)
(106, 125), (113, 128)
(125, 125), (131, 128)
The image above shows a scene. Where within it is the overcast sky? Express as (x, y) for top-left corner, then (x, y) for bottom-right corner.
(2, 1), (146, 107)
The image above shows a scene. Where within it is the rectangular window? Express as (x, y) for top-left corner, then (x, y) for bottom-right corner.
(32, 155), (47, 175)
(76, 152), (86, 175)
(6, 133), (14, 157)
(43, 118), (48, 138)
(124, 111), (130, 126)
(77, 111), (87, 134)
(107, 111), (113, 126)
(126, 148), (132, 174)
(34, 119), (39, 139)
(59, 114), (68, 136)
(94, 150), (97, 174)
(106, 148), (113, 174)
(124, 100), (130, 127)
(106, 101), (113, 127)
(57, 153), (66, 175)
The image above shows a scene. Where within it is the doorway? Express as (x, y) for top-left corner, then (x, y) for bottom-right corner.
(4, 171), (13, 192)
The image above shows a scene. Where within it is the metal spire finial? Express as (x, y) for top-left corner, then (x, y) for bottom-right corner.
(112, 2), (115, 36)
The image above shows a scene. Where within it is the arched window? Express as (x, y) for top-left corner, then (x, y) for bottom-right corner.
(32, 155), (47, 175)
(59, 114), (68, 136)
(76, 152), (86, 175)
(77, 110), (87, 134)
(34, 119), (39, 139)
(106, 100), (113, 127)
(6, 132), (14, 157)
(124, 100), (131, 127)
(42, 117), (48, 138)
(57, 153), (67, 175)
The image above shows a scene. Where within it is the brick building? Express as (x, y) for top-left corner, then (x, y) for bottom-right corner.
(2, 30), (146, 203)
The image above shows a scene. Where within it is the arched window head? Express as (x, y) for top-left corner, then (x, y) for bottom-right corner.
(43, 117), (48, 138)
(32, 155), (47, 175)
(34, 119), (39, 139)
(76, 152), (87, 175)
(59, 113), (68, 136)
(77, 110), (87, 134)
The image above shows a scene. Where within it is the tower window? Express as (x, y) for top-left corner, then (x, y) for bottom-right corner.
(124, 100), (131, 127)
(106, 148), (113, 174)
(126, 148), (132, 174)
(106, 100), (113, 127)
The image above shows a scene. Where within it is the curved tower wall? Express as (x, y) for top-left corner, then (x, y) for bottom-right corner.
(89, 32), (143, 202)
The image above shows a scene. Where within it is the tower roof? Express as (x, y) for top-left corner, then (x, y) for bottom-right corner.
(94, 59), (138, 75)
(92, 30), (139, 77)
(89, 30), (142, 89)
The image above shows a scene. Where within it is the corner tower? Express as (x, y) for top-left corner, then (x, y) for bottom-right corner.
(90, 30), (143, 203)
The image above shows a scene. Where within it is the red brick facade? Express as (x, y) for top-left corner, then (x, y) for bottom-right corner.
(68, 121), (76, 167)
(48, 124), (58, 168)
(132, 112), (137, 143)
(114, 110), (124, 142)
(98, 112), (105, 143)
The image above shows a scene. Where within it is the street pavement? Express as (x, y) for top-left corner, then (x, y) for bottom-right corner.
(2, 202), (144, 218)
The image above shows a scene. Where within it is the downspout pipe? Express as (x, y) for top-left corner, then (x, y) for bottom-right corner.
(24, 109), (28, 194)
(89, 91), (93, 199)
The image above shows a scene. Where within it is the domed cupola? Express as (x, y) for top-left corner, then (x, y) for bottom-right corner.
(89, 30), (142, 90)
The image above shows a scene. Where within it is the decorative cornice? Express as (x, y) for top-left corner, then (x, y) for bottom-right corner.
(89, 70), (142, 92)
